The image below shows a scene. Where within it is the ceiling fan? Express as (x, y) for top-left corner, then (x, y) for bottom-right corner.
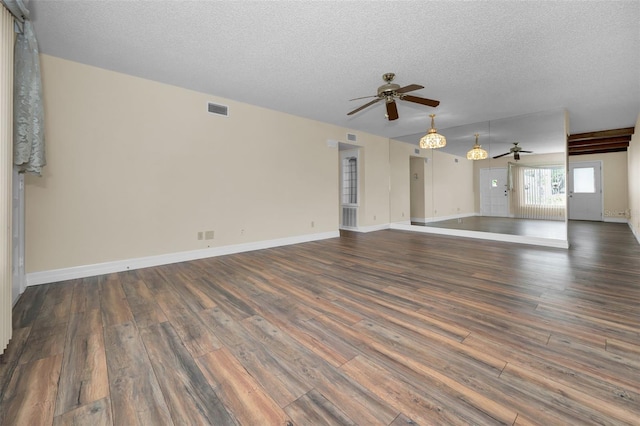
(347, 73), (440, 121)
(493, 142), (533, 161)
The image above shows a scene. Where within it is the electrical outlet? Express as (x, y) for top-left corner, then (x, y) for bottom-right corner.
(204, 230), (214, 240)
(241, 229), (245, 235)
(402, 212), (405, 217)
(373, 215), (376, 221)
(197, 231), (203, 240)
(311, 221), (315, 228)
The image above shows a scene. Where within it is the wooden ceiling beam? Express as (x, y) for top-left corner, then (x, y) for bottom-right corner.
(568, 142), (629, 153)
(568, 127), (635, 141)
(568, 136), (631, 148)
(569, 146), (628, 156)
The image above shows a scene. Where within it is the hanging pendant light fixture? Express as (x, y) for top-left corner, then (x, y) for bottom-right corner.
(419, 114), (446, 149)
(467, 133), (488, 160)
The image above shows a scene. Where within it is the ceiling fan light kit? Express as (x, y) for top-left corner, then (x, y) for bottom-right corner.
(467, 133), (488, 160)
(493, 142), (534, 161)
(347, 73), (440, 121)
(420, 114), (447, 149)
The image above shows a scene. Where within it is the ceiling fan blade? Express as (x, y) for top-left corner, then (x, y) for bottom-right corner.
(514, 152), (521, 161)
(347, 98), (382, 116)
(401, 95), (440, 107)
(386, 100), (399, 120)
(492, 152), (511, 159)
(349, 94), (378, 101)
(396, 84), (424, 94)
(520, 150), (534, 153)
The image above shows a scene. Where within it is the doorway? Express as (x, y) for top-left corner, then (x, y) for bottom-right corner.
(480, 168), (509, 217)
(569, 161), (602, 221)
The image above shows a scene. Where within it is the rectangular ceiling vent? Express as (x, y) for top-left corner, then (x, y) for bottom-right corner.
(207, 102), (229, 117)
(347, 133), (357, 142)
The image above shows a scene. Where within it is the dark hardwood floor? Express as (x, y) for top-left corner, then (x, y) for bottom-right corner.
(1, 221), (639, 425)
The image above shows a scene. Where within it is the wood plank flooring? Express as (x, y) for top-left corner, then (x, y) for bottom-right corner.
(1, 221), (639, 425)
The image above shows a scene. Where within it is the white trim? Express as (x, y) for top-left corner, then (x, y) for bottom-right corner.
(603, 217), (628, 223)
(411, 213), (479, 224)
(390, 222), (569, 249)
(26, 231), (339, 287)
(343, 223), (390, 233)
(629, 222), (640, 245)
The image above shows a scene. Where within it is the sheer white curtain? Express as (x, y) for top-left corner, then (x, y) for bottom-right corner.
(509, 162), (566, 220)
(1, 2), (14, 356)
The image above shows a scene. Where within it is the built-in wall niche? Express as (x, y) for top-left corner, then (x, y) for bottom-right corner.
(395, 108), (568, 247)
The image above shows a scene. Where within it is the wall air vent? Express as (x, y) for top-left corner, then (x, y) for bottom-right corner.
(347, 133), (357, 142)
(207, 102), (229, 116)
(414, 148), (420, 154)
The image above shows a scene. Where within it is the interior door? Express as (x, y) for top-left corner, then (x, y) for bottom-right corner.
(569, 161), (602, 221)
(480, 168), (509, 217)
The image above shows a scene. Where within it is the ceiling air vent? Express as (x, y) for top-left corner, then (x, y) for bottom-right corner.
(207, 102), (229, 116)
(347, 133), (357, 142)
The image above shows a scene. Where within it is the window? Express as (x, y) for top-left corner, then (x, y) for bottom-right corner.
(573, 167), (596, 193)
(342, 156), (357, 205)
(522, 166), (565, 207)
(511, 163), (566, 220)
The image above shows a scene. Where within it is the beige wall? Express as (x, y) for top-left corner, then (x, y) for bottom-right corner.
(389, 139), (414, 222)
(26, 55), (389, 273)
(432, 149), (474, 218)
(390, 139), (474, 222)
(410, 157), (425, 220)
(359, 136), (391, 226)
(569, 151), (628, 220)
(628, 113), (640, 240)
(27, 55), (636, 274)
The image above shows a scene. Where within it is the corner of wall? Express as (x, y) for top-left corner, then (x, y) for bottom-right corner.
(628, 113), (640, 245)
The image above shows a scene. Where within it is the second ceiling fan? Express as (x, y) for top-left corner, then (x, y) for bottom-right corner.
(347, 73), (440, 120)
(493, 142), (533, 161)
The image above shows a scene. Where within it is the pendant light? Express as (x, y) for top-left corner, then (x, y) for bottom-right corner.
(467, 133), (488, 160)
(419, 114), (446, 149)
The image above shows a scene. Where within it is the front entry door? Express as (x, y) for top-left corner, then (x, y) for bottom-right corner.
(480, 168), (509, 217)
(568, 161), (602, 221)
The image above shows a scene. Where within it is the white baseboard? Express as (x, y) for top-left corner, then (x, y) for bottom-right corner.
(26, 231), (340, 287)
(354, 223), (390, 233)
(340, 223), (392, 233)
(411, 213), (479, 224)
(390, 223), (569, 249)
(604, 217), (629, 223)
(629, 222), (640, 245)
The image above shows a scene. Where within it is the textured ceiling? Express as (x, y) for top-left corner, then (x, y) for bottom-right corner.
(29, 0), (639, 149)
